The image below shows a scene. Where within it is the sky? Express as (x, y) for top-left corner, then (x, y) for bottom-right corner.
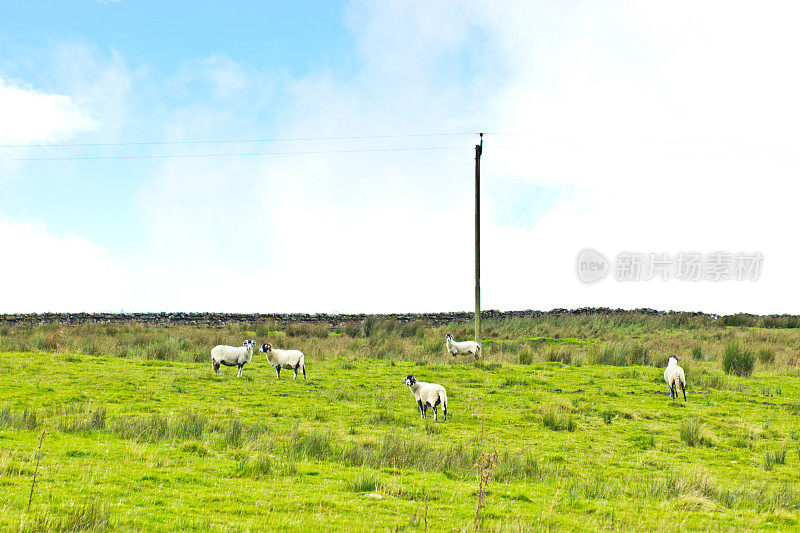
(1, 1), (799, 315)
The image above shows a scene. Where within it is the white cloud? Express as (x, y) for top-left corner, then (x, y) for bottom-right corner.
(0, 219), (132, 312)
(121, 0), (800, 314)
(0, 77), (97, 144)
(4, 1), (799, 314)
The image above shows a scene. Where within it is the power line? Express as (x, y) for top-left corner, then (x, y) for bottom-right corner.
(0, 145), (472, 162)
(488, 132), (800, 149)
(0, 132), (480, 149)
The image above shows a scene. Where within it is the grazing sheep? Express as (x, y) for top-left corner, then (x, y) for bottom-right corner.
(211, 340), (255, 378)
(664, 355), (686, 401)
(404, 375), (448, 421)
(445, 333), (481, 359)
(260, 343), (306, 379)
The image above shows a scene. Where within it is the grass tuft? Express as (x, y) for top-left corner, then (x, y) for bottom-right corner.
(680, 418), (713, 447)
(722, 343), (755, 377)
(540, 405), (576, 432)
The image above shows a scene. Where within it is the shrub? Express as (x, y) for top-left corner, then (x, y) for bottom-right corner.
(723, 314), (758, 327)
(722, 343), (755, 377)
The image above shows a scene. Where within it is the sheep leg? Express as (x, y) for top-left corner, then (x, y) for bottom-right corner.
(302, 365), (306, 380)
(293, 365), (298, 380)
(681, 382), (686, 401)
(417, 399), (424, 419)
(433, 405), (438, 421)
(237, 364), (243, 378)
(443, 403), (447, 421)
(423, 404), (428, 419)
(276, 366), (281, 379)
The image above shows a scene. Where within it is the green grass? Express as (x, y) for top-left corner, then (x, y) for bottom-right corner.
(0, 317), (799, 531)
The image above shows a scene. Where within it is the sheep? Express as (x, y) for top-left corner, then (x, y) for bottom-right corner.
(404, 375), (448, 421)
(211, 340), (255, 378)
(664, 355), (686, 401)
(260, 343), (306, 379)
(445, 333), (481, 359)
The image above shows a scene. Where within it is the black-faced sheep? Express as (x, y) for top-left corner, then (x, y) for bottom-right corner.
(211, 340), (255, 378)
(445, 333), (481, 359)
(404, 375), (448, 421)
(664, 355), (686, 401)
(260, 343), (306, 379)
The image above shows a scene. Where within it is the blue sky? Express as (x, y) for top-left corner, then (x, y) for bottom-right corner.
(1, 2), (353, 77)
(1, 1), (799, 313)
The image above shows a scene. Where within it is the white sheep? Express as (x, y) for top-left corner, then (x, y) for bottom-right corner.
(445, 333), (481, 359)
(664, 355), (686, 401)
(404, 375), (448, 421)
(260, 343), (306, 379)
(211, 340), (255, 378)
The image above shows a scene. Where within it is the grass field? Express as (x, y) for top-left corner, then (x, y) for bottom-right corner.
(1, 314), (799, 531)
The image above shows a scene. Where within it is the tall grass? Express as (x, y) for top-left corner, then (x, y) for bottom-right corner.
(1, 312), (799, 369)
(680, 418), (712, 447)
(722, 343), (755, 377)
(24, 502), (110, 532)
(540, 405), (576, 432)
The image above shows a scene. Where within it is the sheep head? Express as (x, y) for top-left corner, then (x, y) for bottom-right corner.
(404, 375), (417, 387)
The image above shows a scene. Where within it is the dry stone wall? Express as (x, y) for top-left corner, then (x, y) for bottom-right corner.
(0, 308), (703, 329)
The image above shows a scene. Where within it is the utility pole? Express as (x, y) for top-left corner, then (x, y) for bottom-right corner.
(475, 133), (483, 345)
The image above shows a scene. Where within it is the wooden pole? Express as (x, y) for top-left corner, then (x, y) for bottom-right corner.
(475, 133), (483, 344)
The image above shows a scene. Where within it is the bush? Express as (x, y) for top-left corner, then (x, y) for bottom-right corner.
(722, 343), (755, 377)
(723, 314), (758, 327)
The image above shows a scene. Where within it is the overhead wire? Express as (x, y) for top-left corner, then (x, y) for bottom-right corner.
(0, 145), (473, 162)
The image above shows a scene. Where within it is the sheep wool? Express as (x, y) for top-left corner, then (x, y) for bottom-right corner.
(211, 340), (255, 378)
(664, 355), (687, 401)
(405, 375), (448, 421)
(260, 343), (306, 380)
(445, 334), (481, 359)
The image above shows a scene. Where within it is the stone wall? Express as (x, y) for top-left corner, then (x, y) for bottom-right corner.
(0, 308), (706, 328)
